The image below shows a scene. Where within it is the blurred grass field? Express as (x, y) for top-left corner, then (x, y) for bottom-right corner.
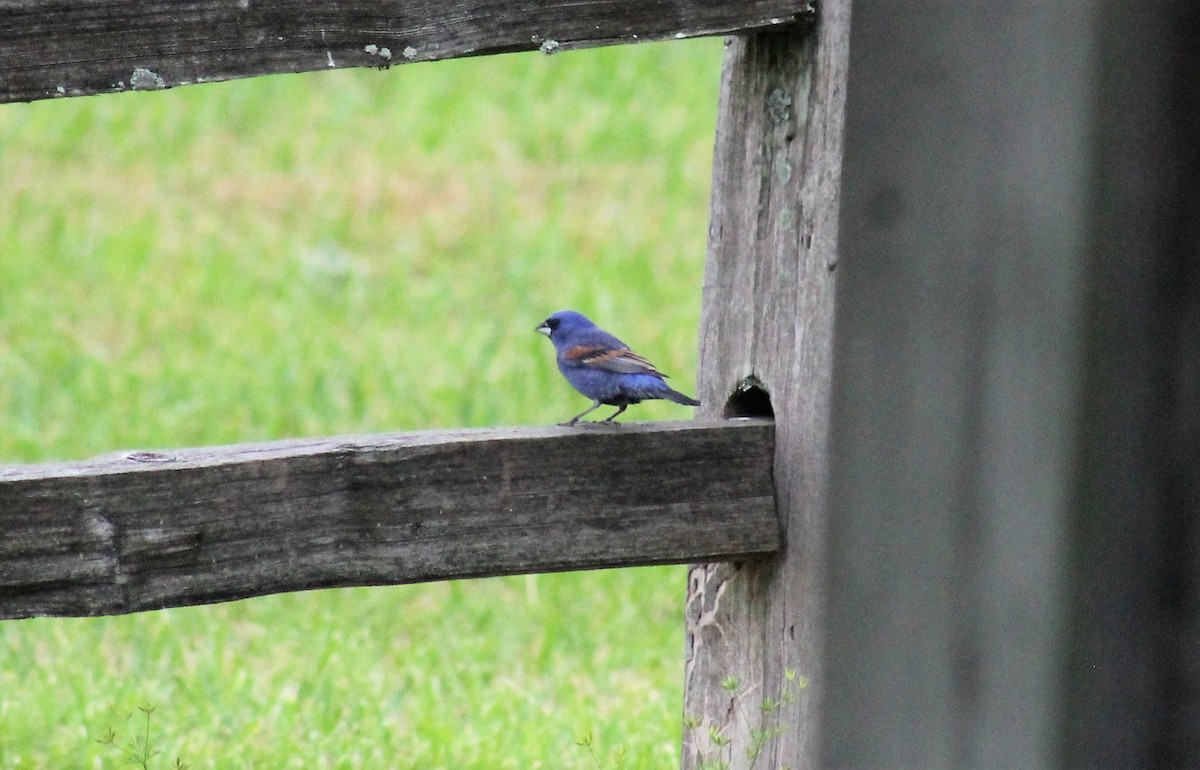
(0, 38), (724, 768)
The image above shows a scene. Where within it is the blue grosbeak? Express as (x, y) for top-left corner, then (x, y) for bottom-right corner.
(536, 310), (701, 425)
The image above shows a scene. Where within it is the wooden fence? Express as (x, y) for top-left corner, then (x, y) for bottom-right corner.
(5, 1), (1197, 768)
(1, 421), (776, 617)
(2, 2), (838, 768)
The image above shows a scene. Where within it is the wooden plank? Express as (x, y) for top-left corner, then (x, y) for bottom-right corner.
(1, 0), (807, 104)
(827, 5), (1090, 767)
(1063, 4), (1200, 766)
(0, 420), (777, 620)
(680, 4), (847, 768)
(818, 3), (1193, 768)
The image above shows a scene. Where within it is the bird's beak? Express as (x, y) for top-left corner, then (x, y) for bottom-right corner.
(535, 323), (551, 336)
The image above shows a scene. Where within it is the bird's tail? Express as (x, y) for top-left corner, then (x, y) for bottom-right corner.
(662, 385), (701, 407)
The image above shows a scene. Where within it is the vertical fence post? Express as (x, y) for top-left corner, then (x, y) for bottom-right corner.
(823, 5), (1098, 767)
(1062, 4), (1200, 766)
(825, 3), (1200, 768)
(681, 4), (849, 768)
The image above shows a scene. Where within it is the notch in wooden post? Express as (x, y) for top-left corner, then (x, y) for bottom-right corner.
(724, 376), (774, 419)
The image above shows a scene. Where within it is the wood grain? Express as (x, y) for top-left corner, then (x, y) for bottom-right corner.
(1, 0), (807, 104)
(681, 5), (848, 768)
(0, 420), (777, 619)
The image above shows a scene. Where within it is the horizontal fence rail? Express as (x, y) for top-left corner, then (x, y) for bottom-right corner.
(0, 419), (777, 620)
(0, 0), (808, 104)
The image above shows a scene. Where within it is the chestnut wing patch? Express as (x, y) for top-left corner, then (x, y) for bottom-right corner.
(563, 345), (666, 377)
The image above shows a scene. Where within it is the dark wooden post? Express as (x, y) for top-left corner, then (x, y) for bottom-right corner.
(681, 3), (849, 768)
(1063, 4), (1200, 766)
(825, 3), (1200, 768)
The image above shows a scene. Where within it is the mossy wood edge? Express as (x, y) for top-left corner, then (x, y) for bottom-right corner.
(1, 0), (807, 104)
(681, 7), (849, 768)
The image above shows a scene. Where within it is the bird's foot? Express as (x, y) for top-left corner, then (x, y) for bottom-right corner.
(558, 419), (622, 428)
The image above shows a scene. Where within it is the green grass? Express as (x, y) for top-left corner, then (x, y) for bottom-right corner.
(0, 39), (724, 768)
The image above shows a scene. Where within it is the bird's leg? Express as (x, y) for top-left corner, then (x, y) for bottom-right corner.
(602, 404), (628, 423)
(562, 400), (603, 426)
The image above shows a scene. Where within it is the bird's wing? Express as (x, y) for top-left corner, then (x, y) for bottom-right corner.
(562, 345), (668, 377)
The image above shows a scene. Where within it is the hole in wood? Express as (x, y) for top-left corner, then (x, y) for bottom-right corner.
(724, 377), (774, 419)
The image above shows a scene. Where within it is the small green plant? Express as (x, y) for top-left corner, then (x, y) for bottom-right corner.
(684, 670), (808, 770)
(575, 730), (626, 770)
(96, 705), (188, 770)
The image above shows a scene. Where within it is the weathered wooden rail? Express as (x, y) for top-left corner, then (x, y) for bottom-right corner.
(0, 0), (806, 104)
(0, 420), (776, 619)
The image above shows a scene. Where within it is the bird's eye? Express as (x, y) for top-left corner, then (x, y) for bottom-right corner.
(545, 318), (559, 330)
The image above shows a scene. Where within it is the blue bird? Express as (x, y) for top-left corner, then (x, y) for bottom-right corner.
(536, 310), (701, 425)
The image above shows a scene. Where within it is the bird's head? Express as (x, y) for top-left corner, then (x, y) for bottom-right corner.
(535, 310), (595, 341)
